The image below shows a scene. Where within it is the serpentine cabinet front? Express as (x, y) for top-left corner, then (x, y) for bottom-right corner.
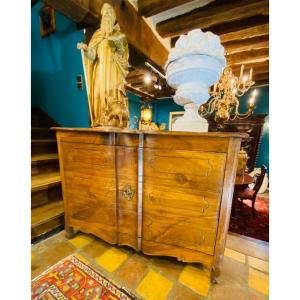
(54, 128), (246, 281)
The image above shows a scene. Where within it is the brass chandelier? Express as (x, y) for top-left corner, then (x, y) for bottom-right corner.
(199, 65), (258, 124)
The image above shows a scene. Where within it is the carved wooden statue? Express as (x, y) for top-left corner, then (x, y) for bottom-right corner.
(77, 3), (130, 128)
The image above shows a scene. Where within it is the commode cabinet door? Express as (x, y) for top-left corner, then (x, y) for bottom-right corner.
(61, 142), (117, 244)
(142, 149), (227, 256)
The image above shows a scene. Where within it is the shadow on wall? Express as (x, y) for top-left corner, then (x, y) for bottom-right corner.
(31, 71), (90, 127)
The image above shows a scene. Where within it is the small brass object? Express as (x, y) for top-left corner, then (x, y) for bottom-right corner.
(122, 184), (134, 201)
(237, 148), (249, 175)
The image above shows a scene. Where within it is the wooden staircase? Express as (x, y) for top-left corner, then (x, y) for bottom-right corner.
(31, 108), (64, 241)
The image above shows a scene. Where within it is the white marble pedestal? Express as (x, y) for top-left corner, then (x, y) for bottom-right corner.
(172, 103), (208, 132)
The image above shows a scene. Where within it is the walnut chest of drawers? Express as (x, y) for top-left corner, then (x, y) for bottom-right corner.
(53, 128), (246, 281)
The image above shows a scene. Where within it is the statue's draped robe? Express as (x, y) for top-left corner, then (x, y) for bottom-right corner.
(84, 24), (129, 127)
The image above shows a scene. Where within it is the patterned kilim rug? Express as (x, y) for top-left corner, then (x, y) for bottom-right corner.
(229, 195), (269, 242)
(32, 255), (135, 300)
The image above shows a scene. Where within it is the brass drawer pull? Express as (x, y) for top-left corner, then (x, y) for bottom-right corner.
(122, 184), (134, 201)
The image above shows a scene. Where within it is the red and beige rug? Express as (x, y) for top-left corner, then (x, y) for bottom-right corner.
(229, 195), (269, 242)
(32, 255), (134, 300)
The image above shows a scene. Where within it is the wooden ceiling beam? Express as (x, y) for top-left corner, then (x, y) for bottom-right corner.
(126, 76), (145, 84)
(170, 15), (268, 48)
(154, 93), (174, 99)
(253, 67), (269, 76)
(126, 70), (145, 79)
(227, 48), (269, 65)
(231, 60), (269, 69)
(43, 0), (168, 70)
(204, 15), (268, 36)
(220, 24), (269, 43)
(126, 65), (151, 77)
(128, 65), (135, 72)
(43, 0), (98, 26)
(230, 57), (269, 66)
(148, 90), (174, 99)
(156, 0), (269, 38)
(231, 62), (269, 76)
(253, 72), (269, 81)
(140, 82), (174, 99)
(253, 79), (269, 87)
(127, 73), (144, 80)
(131, 81), (147, 87)
(126, 66), (174, 98)
(125, 84), (155, 99)
(223, 35), (269, 55)
(138, 0), (195, 17)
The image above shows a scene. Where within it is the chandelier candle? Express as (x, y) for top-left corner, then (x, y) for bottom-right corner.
(200, 66), (257, 124)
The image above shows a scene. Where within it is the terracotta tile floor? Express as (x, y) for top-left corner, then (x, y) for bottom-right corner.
(31, 231), (269, 299)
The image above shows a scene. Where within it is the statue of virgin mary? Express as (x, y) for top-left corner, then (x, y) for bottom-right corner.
(77, 3), (130, 128)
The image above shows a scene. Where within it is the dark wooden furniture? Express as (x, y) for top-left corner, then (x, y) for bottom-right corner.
(233, 166), (267, 216)
(235, 173), (255, 186)
(207, 114), (268, 172)
(53, 127), (246, 282)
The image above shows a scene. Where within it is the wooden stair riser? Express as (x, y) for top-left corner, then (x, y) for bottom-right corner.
(31, 214), (64, 240)
(31, 186), (62, 209)
(31, 144), (57, 155)
(31, 116), (50, 128)
(31, 180), (61, 193)
(31, 108), (63, 241)
(31, 112), (57, 128)
(31, 129), (56, 139)
(31, 160), (59, 175)
(31, 119), (54, 128)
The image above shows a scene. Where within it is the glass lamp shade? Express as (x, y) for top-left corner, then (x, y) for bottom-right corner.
(141, 104), (152, 124)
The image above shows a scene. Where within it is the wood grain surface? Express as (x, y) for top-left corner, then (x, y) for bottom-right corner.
(60, 142), (117, 244)
(54, 129), (245, 281)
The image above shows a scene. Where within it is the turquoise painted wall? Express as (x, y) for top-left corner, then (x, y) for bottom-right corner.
(31, 1), (89, 127)
(154, 86), (269, 171)
(31, 1), (142, 128)
(240, 86), (269, 172)
(153, 99), (182, 130)
(128, 92), (142, 129)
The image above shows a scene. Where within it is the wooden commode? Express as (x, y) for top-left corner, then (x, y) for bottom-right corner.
(53, 127), (247, 281)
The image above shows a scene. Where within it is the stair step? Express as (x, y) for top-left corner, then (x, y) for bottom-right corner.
(31, 127), (51, 131)
(31, 153), (58, 163)
(31, 172), (61, 192)
(31, 141), (57, 155)
(31, 153), (59, 175)
(31, 127), (55, 139)
(31, 108), (58, 128)
(31, 139), (56, 145)
(31, 185), (62, 208)
(31, 200), (64, 239)
(31, 200), (64, 226)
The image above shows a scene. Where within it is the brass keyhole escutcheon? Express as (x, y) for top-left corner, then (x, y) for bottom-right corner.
(122, 184), (134, 201)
